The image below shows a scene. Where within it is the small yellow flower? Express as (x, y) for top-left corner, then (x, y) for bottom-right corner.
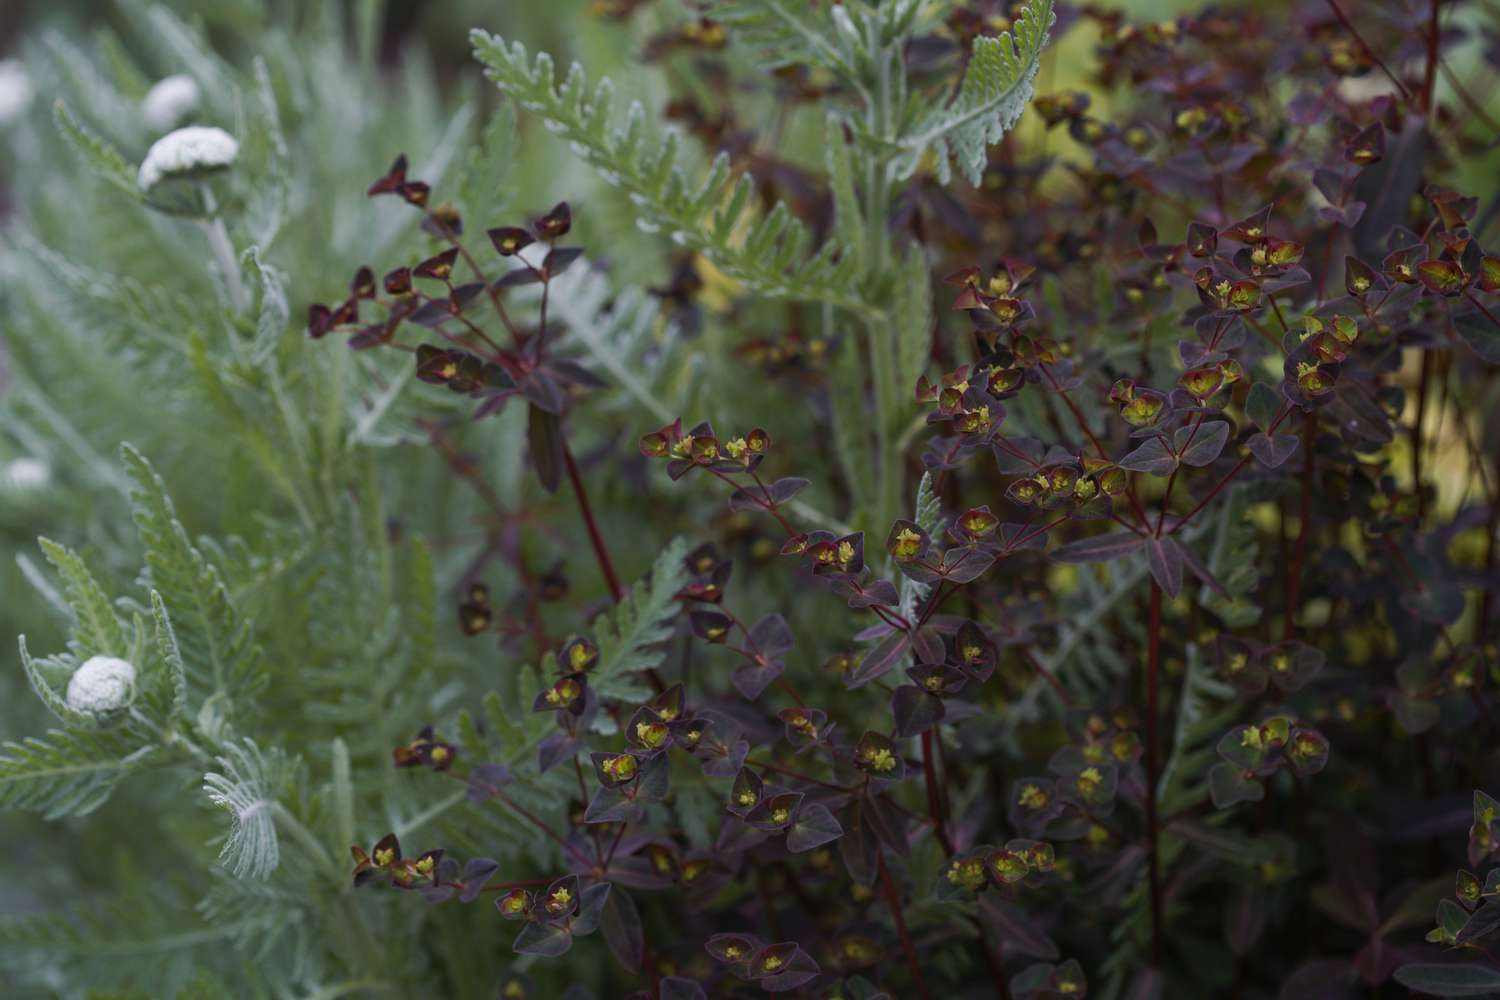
(892, 527), (923, 559)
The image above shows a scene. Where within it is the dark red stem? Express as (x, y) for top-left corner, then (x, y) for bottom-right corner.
(1145, 581), (1165, 967)
(561, 440), (625, 602)
(878, 853), (933, 1000)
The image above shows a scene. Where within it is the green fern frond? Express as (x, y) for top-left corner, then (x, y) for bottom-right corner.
(469, 31), (875, 317)
(194, 871), (311, 967)
(893, 241), (934, 384)
(892, 0), (1055, 185)
(589, 537), (691, 702)
(203, 738), (297, 880)
(453, 538), (689, 771)
(120, 443), (265, 709)
(547, 263), (680, 423)
(1200, 484), (1262, 628)
(17, 636), (90, 727)
(0, 725), (159, 818)
(708, 0), (864, 85)
(52, 100), (142, 200)
(36, 536), (127, 660)
(1156, 645), (1237, 816)
(898, 473), (941, 619)
(0, 887), (258, 982)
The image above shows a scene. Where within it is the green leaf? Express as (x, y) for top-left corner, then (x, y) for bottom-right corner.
(894, 242), (933, 393)
(825, 114), (866, 276)
(202, 738), (295, 880)
(18, 635), (90, 726)
(52, 100), (143, 199)
(898, 472), (941, 619)
(121, 444), (265, 708)
(241, 246), (289, 365)
(709, 0), (862, 85)
(1156, 645), (1238, 815)
(549, 262), (678, 423)
(150, 591), (190, 723)
(829, 316), (875, 520)
(1199, 484), (1261, 628)
(469, 31), (873, 316)
(590, 537), (692, 702)
(0, 726), (157, 818)
(892, 0), (1055, 185)
(37, 536), (127, 660)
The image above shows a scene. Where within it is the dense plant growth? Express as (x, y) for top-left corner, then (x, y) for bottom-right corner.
(2, 0), (1499, 998)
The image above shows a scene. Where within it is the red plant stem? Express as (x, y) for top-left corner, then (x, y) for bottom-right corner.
(1414, 352), (1432, 524)
(1465, 291), (1500, 332)
(742, 755), (854, 793)
(877, 853), (933, 1000)
(602, 821), (629, 869)
(1019, 646), (1076, 707)
(1041, 364), (1152, 529)
(561, 440), (625, 603)
(1284, 415), (1316, 639)
(451, 877), (557, 892)
(1144, 581), (1165, 967)
(1156, 416), (1205, 537)
(492, 789), (595, 869)
(916, 581), (955, 628)
(1423, 0), (1440, 112)
(1324, 0), (1414, 103)
(1171, 406), (1294, 533)
(706, 467), (797, 536)
(1440, 61), (1500, 133)
(934, 724), (953, 819)
(1266, 293), (1291, 334)
(1482, 443), (1499, 642)
(922, 731), (954, 854)
(872, 603), (914, 633)
(430, 214), (521, 344)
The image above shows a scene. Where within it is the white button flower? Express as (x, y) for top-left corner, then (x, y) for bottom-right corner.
(1, 456), (51, 493)
(142, 74), (201, 131)
(65, 656), (137, 715)
(0, 59), (34, 126)
(137, 125), (239, 191)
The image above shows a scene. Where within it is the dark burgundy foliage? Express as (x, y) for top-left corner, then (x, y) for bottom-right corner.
(310, 0), (1500, 996)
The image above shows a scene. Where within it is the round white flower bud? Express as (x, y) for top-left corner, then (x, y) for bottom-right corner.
(141, 74), (201, 131)
(137, 125), (239, 191)
(2, 456), (51, 493)
(0, 59), (34, 126)
(65, 656), (137, 715)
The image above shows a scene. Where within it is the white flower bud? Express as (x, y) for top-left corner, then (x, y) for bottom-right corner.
(137, 125), (239, 191)
(65, 656), (137, 715)
(141, 74), (201, 131)
(0, 59), (34, 126)
(2, 456), (51, 493)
